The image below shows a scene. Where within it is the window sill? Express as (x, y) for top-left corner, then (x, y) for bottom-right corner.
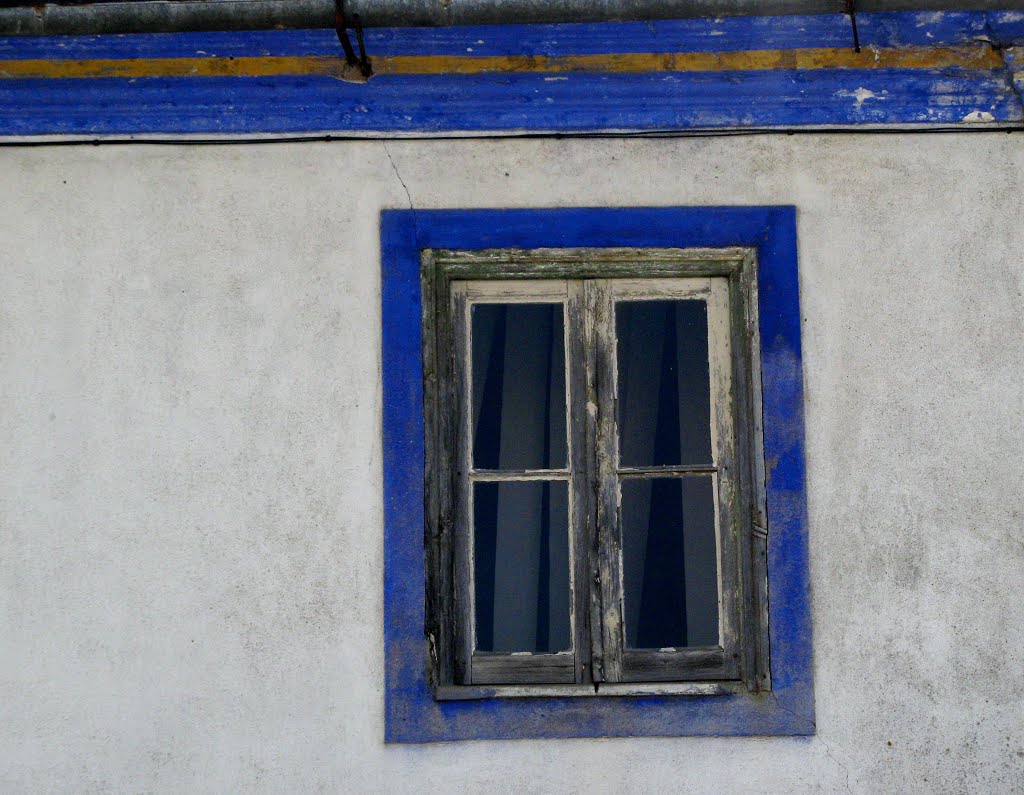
(434, 681), (740, 701)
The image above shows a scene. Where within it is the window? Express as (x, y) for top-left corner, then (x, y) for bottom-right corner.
(382, 207), (812, 742)
(422, 249), (769, 696)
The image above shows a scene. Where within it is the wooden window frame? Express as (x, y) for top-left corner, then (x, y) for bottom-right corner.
(422, 246), (770, 699)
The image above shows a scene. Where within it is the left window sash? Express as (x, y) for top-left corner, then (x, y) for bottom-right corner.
(450, 280), (585, 685)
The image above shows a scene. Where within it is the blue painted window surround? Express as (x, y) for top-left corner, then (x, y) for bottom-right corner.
(381, 207), (813, 742)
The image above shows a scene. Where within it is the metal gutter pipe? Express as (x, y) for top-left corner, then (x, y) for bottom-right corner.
(1, 0), (1023, 36)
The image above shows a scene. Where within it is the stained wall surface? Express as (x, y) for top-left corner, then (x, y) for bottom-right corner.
(1, 134), (1022, 793)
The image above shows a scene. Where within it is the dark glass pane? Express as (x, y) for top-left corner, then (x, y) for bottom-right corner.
(473, 480), (571, 653)
(616, 300), (712, 467)
(621, 476), (719, 649)
(472, 303), (567, 470)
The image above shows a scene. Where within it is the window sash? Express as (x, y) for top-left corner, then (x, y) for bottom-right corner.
(602, 278), (741, 683)
(451, 281), (589, 685)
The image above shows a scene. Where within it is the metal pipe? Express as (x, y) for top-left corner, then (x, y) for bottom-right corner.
(1, 0), (1023, 36)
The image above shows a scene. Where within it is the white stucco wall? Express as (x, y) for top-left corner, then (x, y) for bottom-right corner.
(1, 134), (1022, 793)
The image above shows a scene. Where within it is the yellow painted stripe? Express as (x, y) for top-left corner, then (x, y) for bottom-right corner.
(0, 45), (1003, 80)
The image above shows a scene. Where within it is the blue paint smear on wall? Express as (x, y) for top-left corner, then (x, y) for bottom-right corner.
(382, 207), (814, 742)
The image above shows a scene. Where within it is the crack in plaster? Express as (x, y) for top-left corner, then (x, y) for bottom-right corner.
(381, 140), (422, 246)
(820, 737), (853, 793)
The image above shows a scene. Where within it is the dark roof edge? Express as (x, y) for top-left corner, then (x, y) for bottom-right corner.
(2, 0), (1024, 37)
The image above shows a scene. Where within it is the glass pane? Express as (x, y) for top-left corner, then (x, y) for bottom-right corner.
(621, 476), (719, 649)
(473, 480), (571, 653)
(616, 300), (712, 467)
(472, 303), (567, 470)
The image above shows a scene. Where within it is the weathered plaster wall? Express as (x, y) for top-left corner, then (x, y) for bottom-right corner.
(1, 134), (1022, 792)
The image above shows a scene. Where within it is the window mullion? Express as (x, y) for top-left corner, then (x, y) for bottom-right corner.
(587, 279), (625, 683)
(566, 282), (593, 684)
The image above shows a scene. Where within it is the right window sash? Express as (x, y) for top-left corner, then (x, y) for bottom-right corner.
(426, 247), (770, 694)
(598, 277), (740, 684)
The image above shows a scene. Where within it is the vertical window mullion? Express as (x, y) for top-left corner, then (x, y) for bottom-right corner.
(587, 279), (625, 683)
(567, 282), (592, 684)
(580, 281), (605, 683)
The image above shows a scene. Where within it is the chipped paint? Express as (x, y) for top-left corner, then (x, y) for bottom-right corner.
(838, 86), (885, 109)
(962, 110), (996, 122)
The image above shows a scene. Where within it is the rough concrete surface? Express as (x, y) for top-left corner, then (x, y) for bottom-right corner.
(1, 134), (1023, 793)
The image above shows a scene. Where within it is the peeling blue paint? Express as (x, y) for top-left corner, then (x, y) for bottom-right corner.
(382, 207), (813, 743)
(0, 68), (1020, 137)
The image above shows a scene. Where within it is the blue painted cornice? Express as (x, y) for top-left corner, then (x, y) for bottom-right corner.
(1, 11), (1022, 138)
